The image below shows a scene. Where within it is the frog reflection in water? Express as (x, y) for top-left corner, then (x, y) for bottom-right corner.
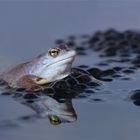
(22, 96), (77, 125)
(1, 44), (76, 91)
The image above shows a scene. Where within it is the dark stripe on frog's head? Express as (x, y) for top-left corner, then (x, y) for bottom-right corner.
(57, 43), (69, 50)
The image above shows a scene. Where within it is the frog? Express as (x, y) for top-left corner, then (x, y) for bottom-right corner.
(1, 44), (76, 91)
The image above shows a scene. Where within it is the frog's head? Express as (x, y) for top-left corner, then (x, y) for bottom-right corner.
(31, 44), (76, 84)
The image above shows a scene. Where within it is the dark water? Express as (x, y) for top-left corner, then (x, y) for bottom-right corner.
(1, 1), (140, 140)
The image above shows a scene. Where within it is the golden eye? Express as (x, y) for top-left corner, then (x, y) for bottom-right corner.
(48, 115), (61, 125)
(48, 48), (60, 57)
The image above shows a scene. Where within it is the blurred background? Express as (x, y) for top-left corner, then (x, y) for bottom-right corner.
(0, 1), (140, 71)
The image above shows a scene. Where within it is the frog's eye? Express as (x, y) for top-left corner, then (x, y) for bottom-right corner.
(48, 115), (61, 125)
(48, 48), (60, 57)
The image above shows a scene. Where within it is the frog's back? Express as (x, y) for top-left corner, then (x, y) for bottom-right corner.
(1, 62), (30, 87)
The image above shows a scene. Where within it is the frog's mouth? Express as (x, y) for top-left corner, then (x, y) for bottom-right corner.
(47, 50), (76, 68)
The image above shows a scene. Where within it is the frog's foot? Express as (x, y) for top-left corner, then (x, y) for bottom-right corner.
(17, 75), (44, 91)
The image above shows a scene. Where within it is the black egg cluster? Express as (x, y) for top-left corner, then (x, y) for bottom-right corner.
(42, 68), (100, 99)
(130, 90), (140, 106)
(89, 29), (140, 56)
(56, 29), (140, 67)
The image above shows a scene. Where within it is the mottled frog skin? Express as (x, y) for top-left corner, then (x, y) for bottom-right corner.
(1, 44), (76, 90)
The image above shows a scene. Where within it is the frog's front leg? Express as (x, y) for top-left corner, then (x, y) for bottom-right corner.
(17, 75), (44, 91)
